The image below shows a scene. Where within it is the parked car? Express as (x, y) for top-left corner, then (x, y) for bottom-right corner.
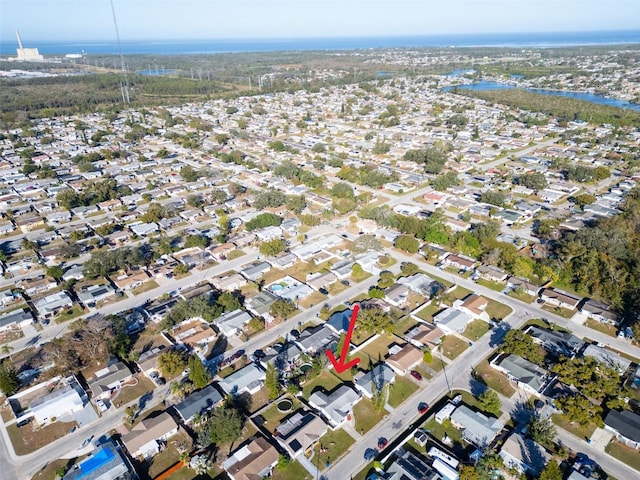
(364, 448), (377, 461)
(410, 370), (423, 381)
(377, 437), (388, 450)
(341, 280), (350, 286)
(418, 402), (429, 414)
(95, 399), (108, 412)
(319, 287), (329, 295)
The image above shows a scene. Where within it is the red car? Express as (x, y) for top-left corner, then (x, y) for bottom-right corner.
(418, 402), (429, 414)
(377, 437), (388, 450)
(410, 370), (423, 381)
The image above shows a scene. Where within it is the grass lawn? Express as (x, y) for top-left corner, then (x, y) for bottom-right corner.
(146, 431), (192, 479)
(388, 376), (419, 408)
(260, 396), (302, 433)
(352, 461), (376, 480)
(451, 286), (473, 300)
(271, 460), (312, 480)
(113, 374), (156, 408)
(353, 398), (386, 434)
(473, 360), (516, 398)
(7, 420), (78, 455)
(132, 280), (160, 295)
(350, 328), (376, 346)
(302, 371), (342, 399)
(462, 320), (491, 341)
(542, 304), (576, 319)
(307, 428), (355, 471)
(226, 249), (245, 260)
(440, 335), (469, 360)
(359, 335), (394, 361)
(421, 417), (466, 455)
(351, 271), (373, 283)
(476, 279), (506, 292)
(605, 440), (640, 471)
(393, 315), (419, 337)
(449, 390), (485, 412)
(55, 305), (87, 323)
(551, 414), (597, 439)
(415, 302), (443, 322)
(485, 298), (513, 321)
(32, 458), (80, 480)
(585, 319), (618, 338)
(300, 291), (326, 309)
(507, 290), (536, 303)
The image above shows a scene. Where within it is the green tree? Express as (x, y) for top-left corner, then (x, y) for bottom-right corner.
(517, 172), (547, 191)
(174, 264), (190, 275)
(265, 363), (280, 400)
(245, 213), (282, 231)
(528, 413), (557, 446)
(480, 190), (506, 207)
(377, 271), (395, 289)
(0, 361), (20, 395)
(368, 287), (385, 299)
(158, 349), (188, 377)
(259, 238), (287, 256)
(358, 307), (393, 335)
(184, 234), (210, 249)
(270, 299), (297, 320)
(188, 355), (211, 389)
(285, 195), (306, 214)
(423, 349), (433, 363)
(217, 292), (241, 312)
(539, 461), (563, 480)
(394, 235), (420, 254)
(331, 182), (355, 199)
(400, 262), (419, 276)
(201, 405), (243, 446)
(477, 389), (501, 416)
(555, 394), (602, 426)
(46, 265), (64, 280)
(500, 329), (543, 365)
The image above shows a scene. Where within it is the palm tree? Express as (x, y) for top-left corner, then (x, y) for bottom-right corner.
(1, 344), (14, 361)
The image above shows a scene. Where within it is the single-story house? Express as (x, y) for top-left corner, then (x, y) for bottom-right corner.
(88, 361), (133, 400)
(62, 441), (135, 480)
(245, 291), (278, 323)
(137, 344), (170, 379)
(455, 293), (489, 321)
(309, 385), (360, 428)
(223, 436), (280, 480)
(240, 261), (271, 281)
(580, 299), (621, 326)
(215, 309), (252, 337)
(491, 354), (552, 396)
(450, 404), (503, 448)
(268, 252), (298, 270)
(306, 271), (338, 291)
(604, 409), (640, 449)
(386, 344), (423, 376)
(76, 283), (116, 307)
(295, 325), (337, 355)
(477, 264), (509, 283)
(0, 309), (34, 333)
(33, 291), (74, 319)
(443, 253), (475, 271)
(218, 363), (266, 396)
(171, 319), (216, 353)
(384, 284), (410, 308)
(499, 432), (551, 476)
(174, 385), (223, 424)
(524, 325), (584, 358)
(211, 273), (247, 292)
(353, 363), (396, 398)
(583, 344), (631, 374)
(432, 307), (473, 335)
(383, 449), (441, 480)
(506, 277), (542, 297)
(121, 411), (179, 460)
(273, 410), (328, 458)
(397, 273), (442, 298)
(539, 288), (582, 310)
(405, 322), (444, 349)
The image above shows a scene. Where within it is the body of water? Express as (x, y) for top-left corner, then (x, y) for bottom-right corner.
(1, 30), (639, 56)
(444, 81), (640, 111)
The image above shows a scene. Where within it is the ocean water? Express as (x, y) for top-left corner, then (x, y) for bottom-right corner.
(1, 30), (639, 56)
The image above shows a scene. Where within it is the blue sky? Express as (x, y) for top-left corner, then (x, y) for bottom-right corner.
(1, 0), (639, 43)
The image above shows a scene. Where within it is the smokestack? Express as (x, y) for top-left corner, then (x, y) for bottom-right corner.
(16, 29), (23, 49)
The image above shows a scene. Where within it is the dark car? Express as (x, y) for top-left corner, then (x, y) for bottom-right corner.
(377, 437), (388, 450)
(364, 448), (377, 461)
(156, 377), (166, 386)
(418, 402), (429, 414)
(289, 329), (300, 339)
(253, 349), (265, 359)
(341, 280), (350, 286)
(319, 287), (329, 295)
(231, 349), (245, 360)
(410, 370), (422, 381)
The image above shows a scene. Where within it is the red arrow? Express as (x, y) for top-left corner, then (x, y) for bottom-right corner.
(326, 304), (361, 374)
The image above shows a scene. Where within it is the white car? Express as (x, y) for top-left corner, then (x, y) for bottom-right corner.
(95, 399), (108, 412)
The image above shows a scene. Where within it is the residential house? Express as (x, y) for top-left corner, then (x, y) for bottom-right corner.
(295, 325), (337, 355)
(215, 309), (252, 337)
(306, 271), (338, 291)
(506, 277), (542, 297)
(580, 299), (621, 326)
(121, 411), (179, 460)
(129, 222), (159, 236)
(309, 385), (360, 428)
(524, 326), (584, 358)
(382, 449), (441, 480)
(245, 291), (278, 323)
(604, 409), (640, 449)
(450, 404), (503, 448)
(144, 297), (179, 324)
(386, 344), (423, 376)
(0, 309), (34, 333)
(455, 294), (489, 321)
(326, 308), (354, 335)
(88, 361), (133, 400)
(18, 275), (57, 297)
(137, 344), (170, 379)
(174, 385), (223, 424)
(539, 288), (582, 310)
(491, 354), (552, 396)
(33, 291), (73, 319)
(222, 436), (279, 480)
(8, 375), (87, 426)
(273, 410), (328, 458)
(476, 265), (508, 283)
(261, 343), (302, 372)
(499, 433), (551, 476)
(76, 283), (116, 308)
(218, 363), (266, 396)
(353, 363), (396, 399)
(171, 319), (216, 353)
(268, 252), (298, 270)
(330, 259), (355, 279)
(209, 242), (236, 261)
(432, 307), (473, 335)
(62, 440), (136, 480)
(178, 283), (213, 302)
(397, 273), (442, 298)
(405, 322), (444, 349)
(583, 344), (631, 374)
(211, 273), (247, 292)
(240, 261), (271, 281)
(354, 251), (383, 275)
(384, 284), (410, 308)
(443, 253), (475, 271)
(110, 270), (150, 291)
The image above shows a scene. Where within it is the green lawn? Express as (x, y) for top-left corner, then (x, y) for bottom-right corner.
(507, 290), (536, 303)
(485, 298), (513, 321)
(473, 360), (516, 398)
(551, 414), (597, 439)
(147, 431), (192, 479)
(359, 335), (394, 361)
(113, 375), (156, 408)
(476, 279), (506, 292)
(302, 371), (342, 399)
(393, 315), (419, 337)
(451, 286), (473, 300)
(542, 304), (576, 319)
(271, 460), (312, 480)
(462, 320), (491, 341)
(352, 461), (376, 480)
(388, 376), (419, 408)
(585, 319), (618, 338)
(440, 335), (469, 360)
(421, 417), (464, 453)
(260, 396), (302, 433)
(605, 440), (640, 471)
(353, 397), (386, 434)
(307, 428), (355, 471)
(415, 302), (443, 322)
